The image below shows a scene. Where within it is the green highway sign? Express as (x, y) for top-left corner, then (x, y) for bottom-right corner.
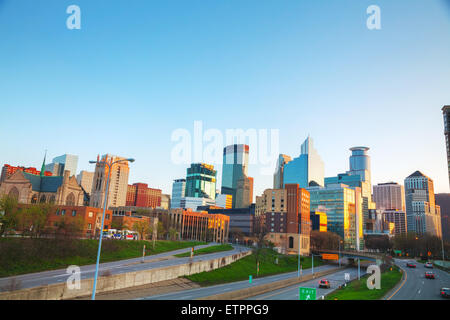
(299, 287), (316, 300)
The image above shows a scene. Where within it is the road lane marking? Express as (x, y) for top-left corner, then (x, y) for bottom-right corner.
(386, 265), (407, 300)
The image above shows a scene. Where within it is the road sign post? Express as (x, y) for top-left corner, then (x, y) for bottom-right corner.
(299, 287), (316, 300)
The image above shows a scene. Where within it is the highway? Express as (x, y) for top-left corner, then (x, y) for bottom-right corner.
(0, 243), (251, 290)
(247, 268), (365, 300)
(141, 264), (338, 300)
(387, 259), (450, 300)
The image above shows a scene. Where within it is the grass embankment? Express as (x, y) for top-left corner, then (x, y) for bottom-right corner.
(174, 244), (234, 257)
(0, 238), (205, 278)
(184, 248), (323, 286)
(326, 265), (402, 300)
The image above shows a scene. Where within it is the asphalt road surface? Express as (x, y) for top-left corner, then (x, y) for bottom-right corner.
(388, 259), (450, 300)
(247, 268), (365, 300)
(0, 243), (250, 290)
(141, 264), (338, 300)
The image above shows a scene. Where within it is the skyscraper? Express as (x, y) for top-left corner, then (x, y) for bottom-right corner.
(171, 179), (186, 209)
(126, 183), (162, 208)
(283, 137), (324, 188)
(325, 146), (375, 233)
(221, 144), (252, 208)
(404, 171), (442, 237)
(373, 182), (405, 211)
(76, 171), (94, 195)
(45, 154), (78, 177)
(89, 154), (130, 209)
(273, 154), (292, 189)
(185, 163), (216, 200)
(443, 105), (450, 188)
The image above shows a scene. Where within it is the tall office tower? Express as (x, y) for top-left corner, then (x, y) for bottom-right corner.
(307, 183), (364, 251)
(45, 154), (78, 177)
(404, 171), (442, 237)
(185, 163), (216, 200)
(76, 171), (94, 195)
(435, 193), (450, 241)
(373, 182), (405, 211)
(221, 144), (249, 208)
(285, 184), (311, 235)
(443, 106), (450, 188)
(326, 146), (375, 233)
(126, 183), (162, 208)
(235, 176), (253, 208)
(89, 154), (130, 209)
(273, 154), (292, 189)
(215, 193), (233, 209)
(283, 137), (324, 188)
(383, 210), (407, 235)
(171, 179), (186, 209)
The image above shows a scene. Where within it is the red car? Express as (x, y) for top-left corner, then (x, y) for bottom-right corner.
(406, 263), (416, 268)
(318, 279), (331, 288)
(425, 272), (435, 279)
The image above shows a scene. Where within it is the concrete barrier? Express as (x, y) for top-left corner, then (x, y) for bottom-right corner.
(201, 267), (344, 300)
(0, 250), (251, 300)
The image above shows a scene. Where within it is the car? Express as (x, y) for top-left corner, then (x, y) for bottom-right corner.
(425, 272), (435, 279)
(441, 288), (450, 299)
(424, 262), (433, 268)
(318, 279), (331, 288)
(406, 263), (416, 268)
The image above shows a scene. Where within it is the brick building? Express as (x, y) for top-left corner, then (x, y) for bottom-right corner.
(126, 183), (162, 208)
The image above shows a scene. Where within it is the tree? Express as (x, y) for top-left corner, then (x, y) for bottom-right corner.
(55, 216), (84, 238)
(230, 227), (245, 243)
(132, 220), (151, 240)
(157, 221), (165, 240)
(168, 227), (179, 241)
(111, 219), (128, 231)
(0, 195), (20, 236)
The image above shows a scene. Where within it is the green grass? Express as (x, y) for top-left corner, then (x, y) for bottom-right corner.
(174, 244), (233, 257)
(326, 266), (403, 300)
(0, 238), (206, 278)
(184, 248), (323, 286)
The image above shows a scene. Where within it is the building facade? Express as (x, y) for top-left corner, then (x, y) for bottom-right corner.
(283, 136), (324, 188)
(185, 163), (216, 200)
(443, 105), (450, 188)
(76, 171), (94, 195)
(435, 193), (450, 241)
(89, 154), (130, 209)
(1, 164), (52, 182)
(221, 144), (251, 208)
(45, 154), (78, 177)
(404, 171), (442, 237)
(273, 154), (292, 189)
(373, 182), (405, 211)
(126, 183), (162, 208)
(171, 179), (186, 209)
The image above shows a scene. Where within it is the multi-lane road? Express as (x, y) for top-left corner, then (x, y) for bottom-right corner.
(142, 264), (339, 300)
(0, 243), (251, 290)
(387, 259), (450, 300)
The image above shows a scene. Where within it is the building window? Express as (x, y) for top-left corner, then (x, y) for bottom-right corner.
(72, 210), (76, 217)
(89, 212), (93, 218)
(87, 223), (92, 230)
(106, 214), (110, 220)
(61, 210), (66, 216)
(289, 236), (294, 248)
(56, 210), (60, 216)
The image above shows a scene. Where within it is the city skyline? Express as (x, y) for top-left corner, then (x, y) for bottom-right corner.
(1, 0), (450, 198)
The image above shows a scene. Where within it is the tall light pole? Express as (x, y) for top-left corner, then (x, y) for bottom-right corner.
(89, 155), (134, 300)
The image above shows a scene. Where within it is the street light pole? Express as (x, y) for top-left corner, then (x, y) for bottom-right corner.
(90, 156), (134, 300)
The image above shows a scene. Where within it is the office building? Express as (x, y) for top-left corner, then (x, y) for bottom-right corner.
(310, 210), (327, 232)
(373, 182), (405, 211)
(283, 137), (324, 188)
(383, 210), (407, 235)
(90, 154), (130, 209)
(204, 205), (255, 237)
(180, 196), (216, 211)
(1, 164), (52, 182)
(45, 154), (78, 177)
(307, 183), (363, 251)
(76, 171), (94, 195)
(160, 194), (171, 210)
(273, 154), (292, 189)
(221, 144), (250, 208)
(185, 163), (216, 200)
(443, 105), (450, 188)
(215, 193), (233, 209)
(235, 176), (253, 208)
(171, 179), (186, 209)
(404, 171), (442, 237)
(435, 193), (450, 241)
(126, 183), (162, 208)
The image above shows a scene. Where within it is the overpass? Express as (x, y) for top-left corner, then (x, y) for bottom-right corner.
(312, 249), (383, 265)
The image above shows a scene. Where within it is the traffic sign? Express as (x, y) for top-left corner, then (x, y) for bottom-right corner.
(322, 254), (339, 260)
(299, 287), (316, 300)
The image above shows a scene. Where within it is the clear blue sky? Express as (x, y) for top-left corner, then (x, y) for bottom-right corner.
(1, 0), (450, 198)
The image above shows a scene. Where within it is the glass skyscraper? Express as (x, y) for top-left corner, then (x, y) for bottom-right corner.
(283, 137), (324, 188)
(45, 154), (78, 177)
(221, 144), (249, 208)
(185, 163), (216, 200)
(171, 178), (186, 209)
(307, 184), (364, 251)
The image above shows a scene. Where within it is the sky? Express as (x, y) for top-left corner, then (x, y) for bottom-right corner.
(1, 0), (450, 198)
